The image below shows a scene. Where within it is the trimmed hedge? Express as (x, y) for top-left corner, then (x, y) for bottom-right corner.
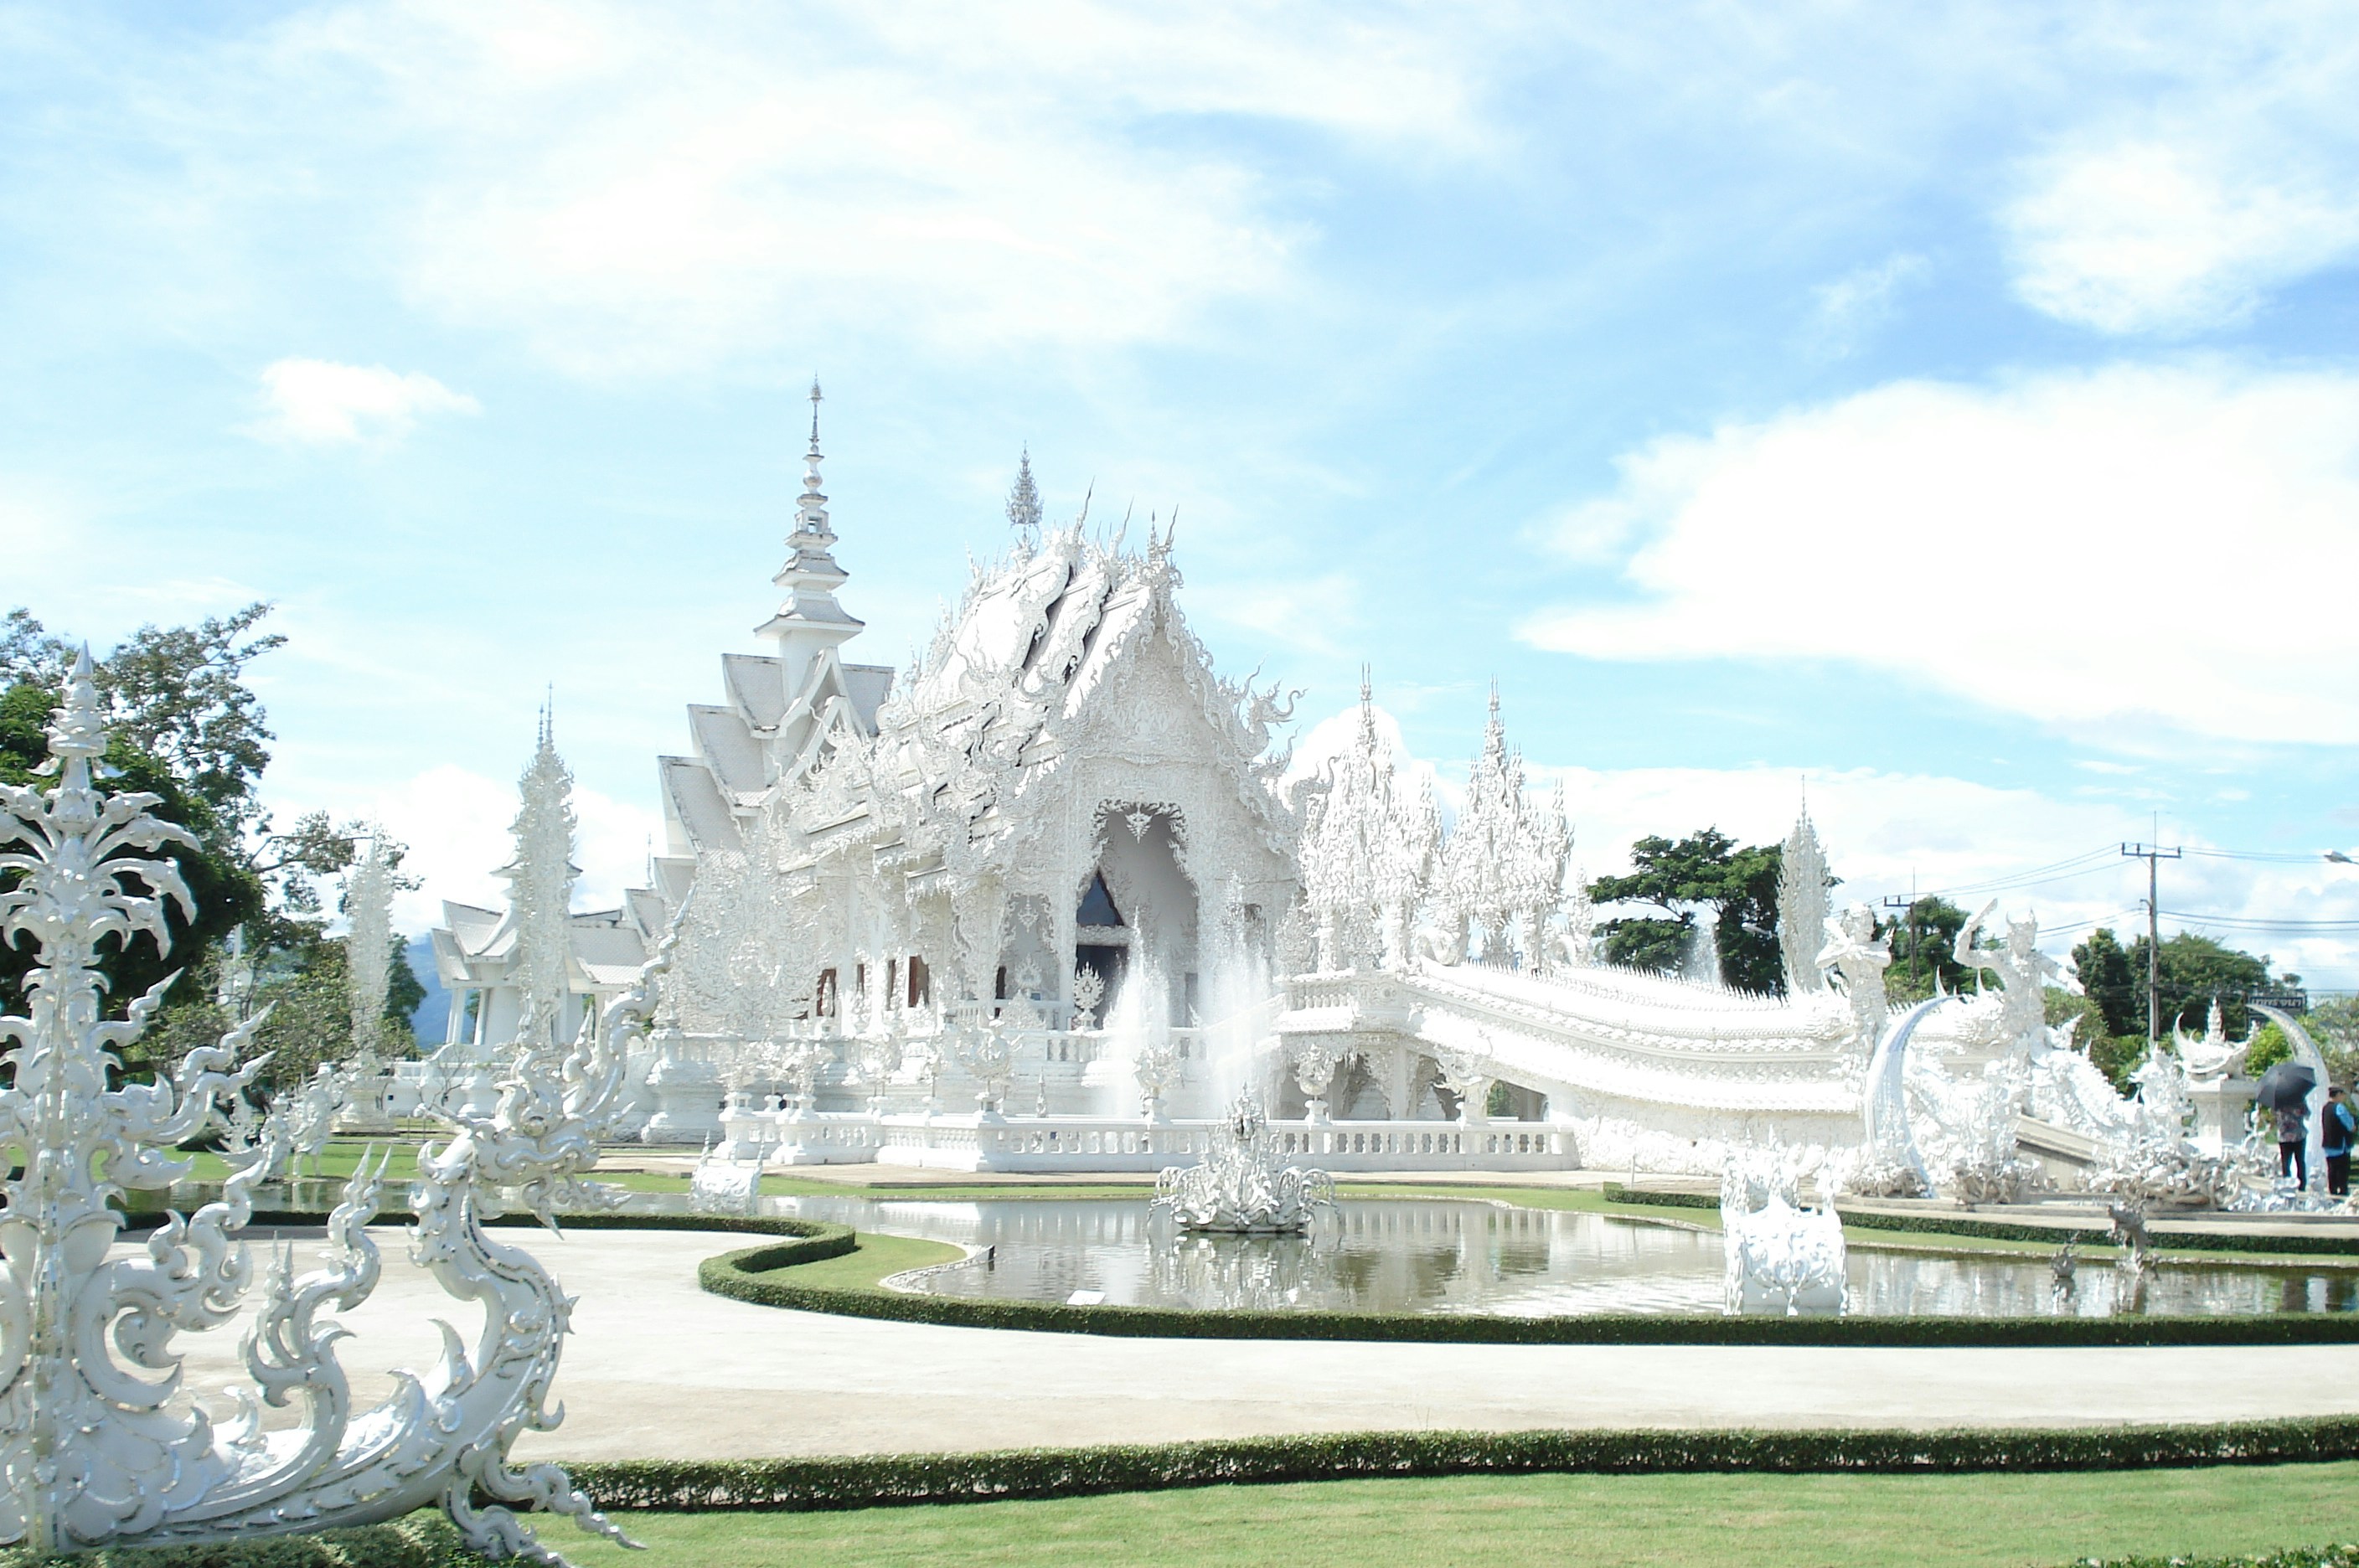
(702, 1236), (2359, 1345)
(0, 1515), (482, 1566)
(122, 1207), (838, 1240)
(557, 1418), (2359, 1513)
(2072, 1550), (2359, 1568)
(1602, 1184), (2359, 1258)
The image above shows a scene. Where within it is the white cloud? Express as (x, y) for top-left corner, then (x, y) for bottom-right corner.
(1524, 362), (2359, 747)
(2004, 140), (2359, 335)
(1805, 251), (1927, 357)
(249, 358), (480, 445)
(243, 2), (1489, 377)
(1192, 570), (1362, 659)
(283, 763), (662, 933)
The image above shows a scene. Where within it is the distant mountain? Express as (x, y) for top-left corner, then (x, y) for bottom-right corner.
(405, 934), (449, 1047)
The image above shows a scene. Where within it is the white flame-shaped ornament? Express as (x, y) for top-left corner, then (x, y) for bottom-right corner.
(0, 652), (646, 1563)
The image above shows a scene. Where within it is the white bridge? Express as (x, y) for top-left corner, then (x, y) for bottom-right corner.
(686, 957), (1871, 1176)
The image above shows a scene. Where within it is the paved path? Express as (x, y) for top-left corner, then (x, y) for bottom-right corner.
(142, 1227), (2359, 1462)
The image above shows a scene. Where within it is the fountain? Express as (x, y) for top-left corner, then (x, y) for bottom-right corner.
(1680, 905), (1722, 985)
(1152, 1091), (1336, 1233)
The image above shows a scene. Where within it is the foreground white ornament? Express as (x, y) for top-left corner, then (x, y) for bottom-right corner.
(1719, 1142), (1846, 1315)
(0, 652), (639, 1562)
(1153, 1091), (1334, 1234)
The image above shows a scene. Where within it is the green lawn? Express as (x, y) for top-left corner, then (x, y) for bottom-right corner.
(539, 1463), (2359, 1568)
(769, 1230), (963, 1288)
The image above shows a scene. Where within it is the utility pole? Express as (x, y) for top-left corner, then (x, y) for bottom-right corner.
(1881, 895), (1916, 989)
(2121, 842), (2181, 1048)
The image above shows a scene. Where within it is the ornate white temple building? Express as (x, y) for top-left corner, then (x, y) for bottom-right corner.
(424, 391), (2200, 1183)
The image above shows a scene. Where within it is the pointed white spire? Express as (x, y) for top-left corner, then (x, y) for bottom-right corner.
(758, 377), (865, 683)
(502, 704), (579, 1050)
(1007, 446), (1042, 543)
(1778, 787), (1830, 995)
(795, 378), (831, 543)
(344, 824), (398, 1071)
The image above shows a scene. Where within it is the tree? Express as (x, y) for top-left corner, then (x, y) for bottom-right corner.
(2046, 986), (2140, 1091)
(2070, 927), (2140, 1039)
(1590, 828), (1784, 993)
(2299, 998), (2359, 1092)
(0, 678), (265, 1039)
(1876, 895), (1970, 1003)
(2126, 931), (2274, 1038)
(0, 605), (404, 1074)
(3, 604), (285, 840)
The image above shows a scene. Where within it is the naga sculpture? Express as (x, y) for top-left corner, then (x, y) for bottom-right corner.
(0, 652), (638, 1563)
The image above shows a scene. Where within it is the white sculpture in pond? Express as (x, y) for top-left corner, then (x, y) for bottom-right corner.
(691, 1137), (769, 1215)
(0, 652), (637, 1562)
(1719, 1142), (1846, 1315)
(1154, 1091), (1335, 1233)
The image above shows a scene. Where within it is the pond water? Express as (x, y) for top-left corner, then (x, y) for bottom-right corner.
(759, 1194), (2359, 1318)
(162, 1182), (2359, 1318)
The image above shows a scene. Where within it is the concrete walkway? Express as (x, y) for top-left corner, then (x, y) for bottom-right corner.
(145, 1227), (2359, 1462)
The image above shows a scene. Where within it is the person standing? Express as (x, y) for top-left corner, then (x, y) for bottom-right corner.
(2322, 1087), (2356, 1199)
(2279, 1101), (2311, 1191)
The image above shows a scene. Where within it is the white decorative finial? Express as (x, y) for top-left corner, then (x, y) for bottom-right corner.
(796, 379), (831, 543)
(1007, 446), (1042, 540)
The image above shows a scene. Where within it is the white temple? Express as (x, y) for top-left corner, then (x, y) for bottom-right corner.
(422, 389), (2222, 1184)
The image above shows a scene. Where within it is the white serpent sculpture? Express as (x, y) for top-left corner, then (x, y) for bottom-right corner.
(0, 650), (644, 1563)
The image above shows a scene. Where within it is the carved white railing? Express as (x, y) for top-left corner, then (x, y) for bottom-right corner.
(0, 652), (643, 1564)
(854, 1112), (1568, 1171)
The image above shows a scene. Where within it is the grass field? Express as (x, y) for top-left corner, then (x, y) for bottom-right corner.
(536, 1463), (2359, 1568)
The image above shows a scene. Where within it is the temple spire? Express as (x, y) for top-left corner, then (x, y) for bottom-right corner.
(1007, 446), (1042, 543)
(1778, 789), (1831, 996)
(796, 379), (831, 543)
(758, 377), (865, 682)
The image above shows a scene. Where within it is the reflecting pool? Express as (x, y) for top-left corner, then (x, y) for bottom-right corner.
(763, 1194), (2359, 1318)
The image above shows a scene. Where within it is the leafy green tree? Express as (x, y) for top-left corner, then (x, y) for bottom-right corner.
(0, 603), (419, 1083)
(2245, 1022), (2292, 1077)
(2301, 998), (2359, 1091)
(2070, 927), (2140, 1039)
(1590, 828), (1784, 993)
(3, 605), (285, 837)
(0, 679), (265, 1037)
(1877, 896), (1970, 1003)
(2125, 931), (2274, 1038)
(2046, 985), (2141, 1091)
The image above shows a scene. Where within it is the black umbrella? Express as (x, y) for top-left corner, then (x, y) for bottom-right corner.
(2257, 1060), (2318, 1113)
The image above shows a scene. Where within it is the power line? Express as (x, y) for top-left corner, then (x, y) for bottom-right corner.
(1916, 845), (2124, 900)
(2124, 842), (2181, 1051)
(2160, 910), (2359, 932)
(2183, 847), (2333, 864)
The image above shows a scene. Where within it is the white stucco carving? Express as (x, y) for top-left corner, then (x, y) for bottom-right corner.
(0, 651), (638, 1563)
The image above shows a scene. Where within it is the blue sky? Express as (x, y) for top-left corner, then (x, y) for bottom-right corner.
(8, 3), (2359, 980)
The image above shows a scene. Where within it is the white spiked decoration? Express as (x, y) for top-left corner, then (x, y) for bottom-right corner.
(0, 650), (646, 1561)
(1778, 793), (1830, 996)
(343, 825), (395, 1071)
(503, 706), (580, 1057)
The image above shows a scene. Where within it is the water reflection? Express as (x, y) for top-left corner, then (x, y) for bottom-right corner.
(155, 1184), (2359, 1319)
(769, 1196), (2359, 1318)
